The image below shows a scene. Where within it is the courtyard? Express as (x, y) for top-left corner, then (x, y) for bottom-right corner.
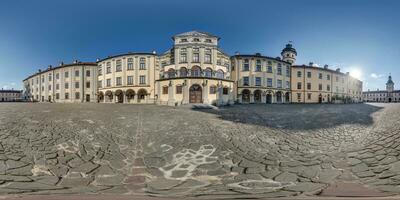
(0, 103), (399, 199)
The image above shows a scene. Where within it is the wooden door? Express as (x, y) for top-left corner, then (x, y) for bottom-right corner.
(189, 84), (202, 103)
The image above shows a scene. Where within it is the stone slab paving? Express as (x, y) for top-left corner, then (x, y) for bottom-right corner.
(0, 103), (399, 199)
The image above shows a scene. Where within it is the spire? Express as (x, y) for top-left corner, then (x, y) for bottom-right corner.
(387, 73), (394, 85)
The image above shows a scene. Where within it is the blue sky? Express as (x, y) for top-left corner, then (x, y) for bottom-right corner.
(0, 0), (399, 91)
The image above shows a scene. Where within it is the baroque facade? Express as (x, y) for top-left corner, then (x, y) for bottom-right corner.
(23, 30), (363, 105)
(0, 89), (22, 102)
(363, 75), (400, 102)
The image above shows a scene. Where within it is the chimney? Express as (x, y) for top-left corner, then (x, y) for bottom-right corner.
(48, 65), (52, 69)
(73, 60), (78, 64)
(309, 62), (314, 66)
(336, 68), (340, 72)
(38, 69), (42, 72)
(255, 53), (261, 56)
(323, 64), (328, 69)
(235, 51), (240, 55)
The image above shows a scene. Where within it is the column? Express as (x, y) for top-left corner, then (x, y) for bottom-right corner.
(113, 93), (117, 103)
(123, 92), (127, 104)
(182, 81), (189, 104)
(135, 94), (139, 103)
(250, 93), (254, 103)
(217, 84), (223, 106)
(168, 81), (175, 106)
(103, 94), (106, 103)
(203, 83), (209, 104)
(238, 94), (242, 103)
(261, 92), (266, 103)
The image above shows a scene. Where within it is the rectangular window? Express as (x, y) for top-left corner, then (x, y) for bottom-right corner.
(65, 71), (69, 78)
(65, 83), (69, 89)
(139, 76), (146, 84)
(56, 84), (59, 90)
(116, 77), (122, 86)
(65, 93), (69, 99)
(256, 60), (261, 72)
(86, 82), (90, 88)
(176, 85), (182, 94)
(319, 84), (323, 90)
(223, 87), (228, 95)
(297, 71), (302, 77)
(116, 60), (122, 72)
(209, 86), (216, 94)
(48, 74), (52, 81)
(267, 66), (272, 73)
(267, 78), (273, 87)
(336, 76), (339, 82)
(243, 59), (249, 71)
(327, 84), (330, 91)
(75, 70), (79, 77)
(297, 93), (301, 99)
(277, 80), (282, 88)
(307, 93), (312, 100)
(75, 92), (80, 99)
(307, 71), (311, 78)
(98, 67), (102, 75)
(255, 77), (261, 86)
(243, 77), (249, 86)
(106, 62), (111, 73)
(56, 93), (60, 100)
(286, 81), (290, 89)
(163, 86), (168, 94)
(86, 70), (90, 77)
(307, 83), (311, 90)
(75, 82), (79, 89)
(98, 80), (102, 88)
(277, 65), (282, 75)
(327, 74), (330, 80)
(139, 58), (146, 70)
(319, 73), (323, 79)
(56, 73), (59, 79)
(205, 54), (212, 63)
(297, 82), (301, 89)
(180, 53), (187, 63)
(193, 53), (199, 63)
(127, 58), (134, 70)
(127, 76), (134, 85)
(48, 85), (51, 91)
(106, 79), (111, 87)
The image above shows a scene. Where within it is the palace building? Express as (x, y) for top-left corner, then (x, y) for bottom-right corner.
(0, 89), (22, 102)
(363, 75), (400, 102)
(23, 30), (363, 105)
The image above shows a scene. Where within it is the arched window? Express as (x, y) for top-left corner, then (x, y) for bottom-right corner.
(216, 70), (224, 79)
(191, 66), (201, 77)
(205, 68), (212, 78)
(167, 68), (175, 78)
(180, 67), (187, 77)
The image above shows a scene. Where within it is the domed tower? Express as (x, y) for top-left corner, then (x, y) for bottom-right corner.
(281, 42), (297, 64)
(386, 74), (394, 92)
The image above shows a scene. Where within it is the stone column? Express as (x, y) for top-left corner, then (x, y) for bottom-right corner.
(123, 92), (127, 104)
(135, 94), (139, 103)
(261, 92), (266, 103)
(238, 94), (242, 103)
(168, 81), (175, 106)
(113, 93), (117, 103)
(217, 83), (223, 106)
(182, 81), (189, 104)
(202, 82), (209, 104)
(250, 94), (254, 103)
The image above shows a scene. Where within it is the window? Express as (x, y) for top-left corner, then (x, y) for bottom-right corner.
(106, 79), (111, 87)
(56, 73), (59, 79)
(176, 85), (182, 94)
(180, 38), (187, 43)
(41, 86), (44, 91)
(336, 76), (339, 82)
(98, 67), (102, 75)
(319, 73), (323, 79)
(327, 74), (330, 80)
(42, 76), (44, 83)
(65, 93), (69, 99)
(56, 84), (59, 90)
(139, 58), (146, 69)
(223, 87), (229, 95)
(277, 80), (282, 88)
(116, 60), (122, 72)
(193, 38), (200, 42)
(127, 58), (134, 70)
(307, 71), (312, 78)
(243, 59), (249, 71)
(286, 66), (290, 77)
(65, 83), (69, 89)
(205, 39), (212, 43)
(297, 71), (302, 77)
(139, 75), (146, 84)
(307, 93), (312, 100)
(210, 86), (217, 94)
(205, 68), (212, 77)
(297, 93), (301, 100)
(162, 86), (168, 94)
(191, 66), (201, 77)
(319, 84), (323, 90)
(65, 71), (69, 78)
(75, 82), (79, 89)
(277, 64), (282, 75)
(193, 53), (199, 63)
(75, 70), (79, 77)
(106, 62), (111, 73)
(204, 54), (211, 63)
(56, 93), (59, 100)
(116, 77), (122, 86)
(297, 82), (302, 89)
(127, 76), (133, 85)
(216, 70), (224, 79)
(256, 60), (262, 72)
(243, 77), (249, 86)
(286, 81), (290, 89)
(48, 74), (52, 81)
(86, 70), (90, 77)
(267, 66), (273, 73)
(98, 81), (102, 88)
(327, 84), (330, 91)
(48, 85), (51, 91)
(255, 77), (262, 86)
(307, 83), (311, 90)
(86, 82), (90, 88)
(75, 92), (80, 99)
(267, 78), (273, 87)
(180, 49), (187, 63)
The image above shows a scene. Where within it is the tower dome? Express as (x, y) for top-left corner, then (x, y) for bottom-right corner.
(386, 74), (394, 92)
(281, 42), (297, 64)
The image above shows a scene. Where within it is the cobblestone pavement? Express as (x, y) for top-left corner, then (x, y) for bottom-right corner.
(0, 103), (399, 199)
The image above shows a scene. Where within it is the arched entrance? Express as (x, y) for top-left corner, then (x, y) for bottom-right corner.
(389, 98), (392, 102)
(254, 90), (262, 103)
(266, 93), (272, 104)
(318, 94), (322, 103)
(97, 92), (104, 103)
(276, 91), (282, 103)
(285, 92), (290, 103)
(105, 90), (113, 102)
(242, 89), (250, 103)
(327, 94), (331, 103)
(189, 84), (203, 103)
(137, 89), (147, 103)
(126, 89), (135, 103)
(115, 90), (123, 103)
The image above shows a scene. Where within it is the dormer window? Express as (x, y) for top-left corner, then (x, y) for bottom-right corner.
(180, 38), (188, 43)
(193, 38), (200, 42)
(205, 39), (212, 43)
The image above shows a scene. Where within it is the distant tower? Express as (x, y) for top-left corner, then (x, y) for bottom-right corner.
(386, 73), (394, 92)
(281, 41), (297, 64)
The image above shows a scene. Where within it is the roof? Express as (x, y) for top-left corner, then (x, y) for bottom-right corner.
(23, 62), (97, 81)
(0, 90), (22, 93)
(231, 54), (291, 64)
(97, 52), (157, 63)
(363, 90), (400, 93)
(172, 30), (220, 40)
(292, 65), (349, 76)
(281, 43), (297, 56)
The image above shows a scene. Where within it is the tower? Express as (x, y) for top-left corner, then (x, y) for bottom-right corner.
(281, 42), (297, 64)
(386, 74), (394, 92)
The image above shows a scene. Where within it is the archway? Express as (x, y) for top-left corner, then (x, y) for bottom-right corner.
(105, 90), (113, 102)
(389, 98), (392, 102)
(254, 90), (262, 103)
(115, 90), (123, 103)
(97, 91), (104, 103)
(318, 94), (322, 103)
(285, 92), (290, 103)
(126, 89), (135, 103)
(189, 84), (202, 103)
(266, 93), (272, 104)
(191, 66), (201, 77)
(242, 89), (250, 103)
(137, 89), (147, 103)
(276, 91), (282, 103)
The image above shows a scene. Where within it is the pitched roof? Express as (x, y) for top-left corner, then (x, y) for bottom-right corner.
(173, 30), (220, 39)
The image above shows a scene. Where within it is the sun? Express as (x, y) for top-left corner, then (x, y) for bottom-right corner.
(350, 68), (362, 80)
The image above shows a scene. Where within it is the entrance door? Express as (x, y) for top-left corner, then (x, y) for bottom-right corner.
(318, 95), (322, 103)
(86, 94), (90, 102)
(389, 98), (392, 102)
(266, 94), (272, 104)
(189, 84), (202, 103)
